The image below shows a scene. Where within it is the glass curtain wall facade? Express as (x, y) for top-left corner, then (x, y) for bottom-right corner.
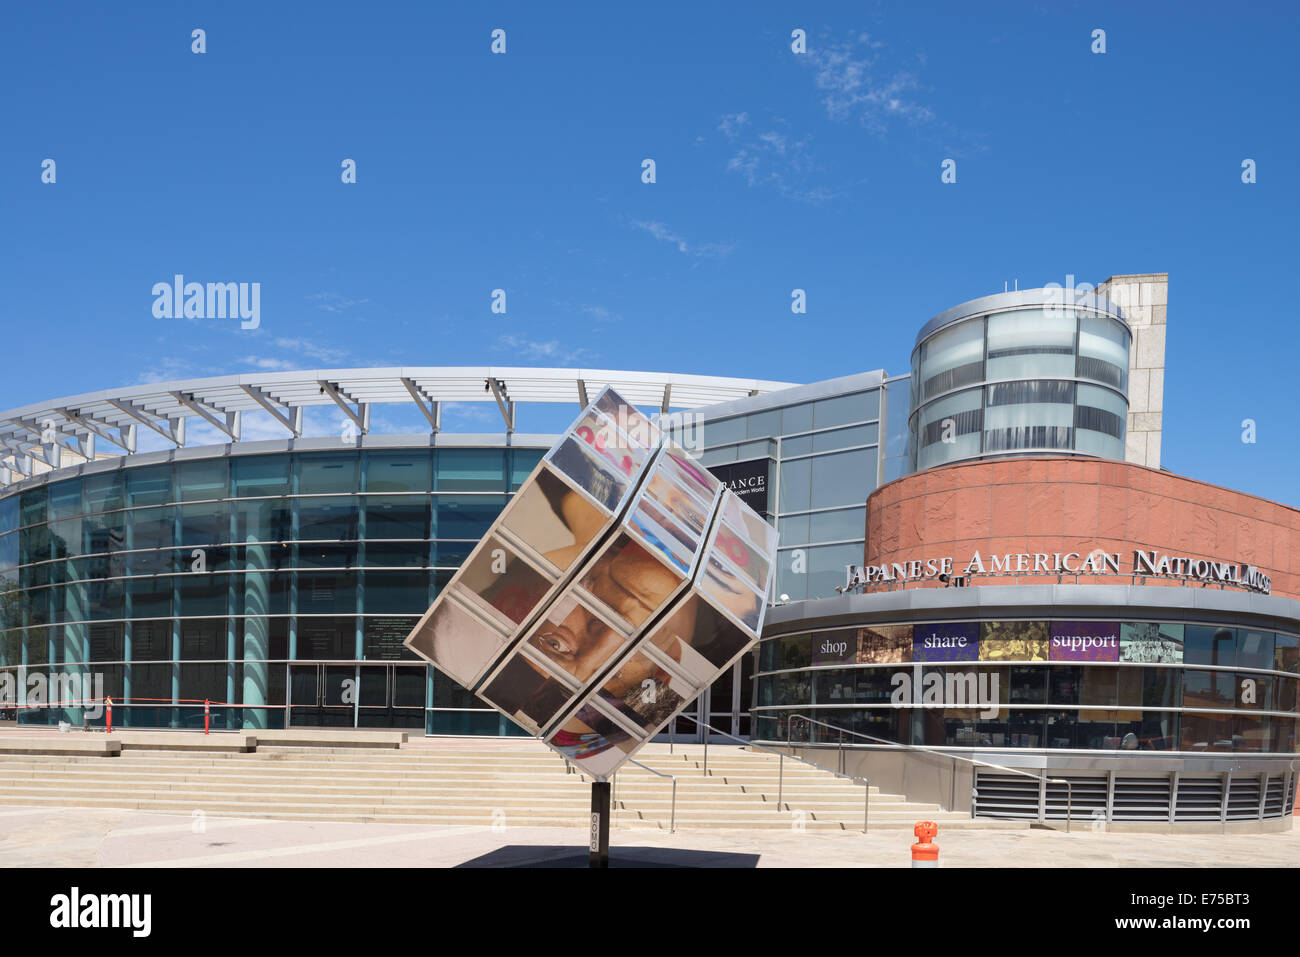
(755, 621), (1300, 754)
(910, 295), (1131, 471)
(0, 443), (547, 735)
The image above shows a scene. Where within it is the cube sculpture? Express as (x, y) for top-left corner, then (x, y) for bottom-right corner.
(404, 387), (778, 778)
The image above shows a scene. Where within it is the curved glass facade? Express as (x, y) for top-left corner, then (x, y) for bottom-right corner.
(910, 299), (1131, 470)
(755, 620), (1300, 754)
(0, 444), (547, 734)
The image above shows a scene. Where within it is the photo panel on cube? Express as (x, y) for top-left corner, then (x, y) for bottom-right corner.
(722, 493), (778, 556)
(571, 409), (650, 480)
(404, 592), (509, 689)
(642, 592), (755, 689)
(546, 437), (632, 514)
(592, 390), (661, 451)
(576, 531), (686, 632)
(593, 650), (691, 735)
(453, 533), (555, 632)
(643, 470), (712, 540)
(499, 465), (611, 576)
(626, 502), (697, 575)
(659, 447), (721, 502)
(478, 649), (578, 736)
(524, 591), (630, 684)
(545, 699), (640, 778)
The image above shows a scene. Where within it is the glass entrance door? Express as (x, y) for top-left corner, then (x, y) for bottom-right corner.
(658, 655), (755, 743)
(288, 663), (424, 729)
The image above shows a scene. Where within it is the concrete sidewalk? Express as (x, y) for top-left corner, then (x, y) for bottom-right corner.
(0, 806), (1296, 868)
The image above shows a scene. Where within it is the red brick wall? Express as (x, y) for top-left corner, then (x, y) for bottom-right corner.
(863, 458), (1300, 600)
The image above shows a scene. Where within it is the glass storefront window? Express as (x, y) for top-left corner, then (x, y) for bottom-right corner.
(1236, 629), (1275, 671)
(364, 497), (430, 539)
(1275, 634), (1300, 674)
(296, 617), (356, 660)
(128, 465), (172, 507)
(82, 472), (125, 515)
(1183, 670), (1234, 709)
(433, 495), (507, 540)
(1184, 625), (1236, 667)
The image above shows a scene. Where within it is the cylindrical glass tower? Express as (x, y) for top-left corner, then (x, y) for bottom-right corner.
(909, 289), (1130, 471)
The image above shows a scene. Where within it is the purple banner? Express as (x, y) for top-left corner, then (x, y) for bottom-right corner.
(1049, 621), (1121, 662)
(912, 623), (979, 662)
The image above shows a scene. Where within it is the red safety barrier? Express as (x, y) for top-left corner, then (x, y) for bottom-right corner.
(204, 699), (210, 735)
(106, 696), (113, 734)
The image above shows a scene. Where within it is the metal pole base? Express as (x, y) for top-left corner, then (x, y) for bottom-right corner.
(589, 781), (611, 868)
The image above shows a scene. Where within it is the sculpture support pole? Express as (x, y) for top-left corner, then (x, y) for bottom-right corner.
(589, 780), (611, 868)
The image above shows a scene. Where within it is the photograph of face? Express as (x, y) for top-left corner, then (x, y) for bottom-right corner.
(662, 450), (720, 499)
(629, 500), (696, 572)
(723, 493), (778, 555)
(548, 437), (627, 512)
(597, 651), (689, 733)
(645, 472), (708, 537)
(548, 701), (638, 777)
(480, 654), (573, 735)
(712, 522), (769, 594)
(501, 467), (607, 573)
(699, 555), (763, 634)
(593, 391), (660, 450)
(578, 533), (683, 629)
(573, 410), (646, 478)
(527, 593), (625, 683)
(404, 597), (507, 688)
(456, 536), (552, 628)
(646, 595), (752, 686)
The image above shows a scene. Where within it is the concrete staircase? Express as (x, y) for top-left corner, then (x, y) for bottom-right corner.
(0, 741), (1025, 831)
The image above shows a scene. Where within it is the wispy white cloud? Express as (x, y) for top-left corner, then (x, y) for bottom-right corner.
(495, 334), (598, 365)
(630, 220), (735, 259)
(306, 292), (369, 313)
(582, 305), (621, 324)
(238, 355), (297, 371)
(717, 115), (836, 203)
(803, 33), (935, 134)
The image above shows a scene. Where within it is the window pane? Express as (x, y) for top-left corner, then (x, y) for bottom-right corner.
(985, 308), (1076, 380)
(296, 616), (356, 660)
(365, 450), (432, 493)
(918, 320), (984, 401)
(779, 459), (811, 512)
(128, 465), (173, 507)
(176, 458), (229, 502)
(809, 449), (875, 509)
(813, 390), (880, 429)
(232, 455), (291, 497)
(295, 453), (359, 495)
(435, 450), (505, 491)
(365, 497), (430, 539)
(1078, 314), (1130, 391)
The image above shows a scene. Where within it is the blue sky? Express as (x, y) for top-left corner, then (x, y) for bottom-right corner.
(2, 1), (1297, 502)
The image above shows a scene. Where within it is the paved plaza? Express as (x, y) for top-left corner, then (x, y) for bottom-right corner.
(0, 805), (1296, 868)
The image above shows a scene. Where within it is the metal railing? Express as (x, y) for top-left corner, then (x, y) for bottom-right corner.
(675, 714), (873, 833)
(785, 713), (1074, 831)
(623, 758), (677, 833)
(564, 754), (678, 834)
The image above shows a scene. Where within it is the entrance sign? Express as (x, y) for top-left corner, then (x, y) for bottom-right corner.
(404, 387), (778, 778)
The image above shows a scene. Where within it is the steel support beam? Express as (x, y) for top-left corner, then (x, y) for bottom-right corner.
(399, 377), (441, 433)
(577, 378), (590, 410)
(56, 407), (136, 453)
(239, 385), (303, 437)
(486, 378), (515, 433)
(169, 391), (241, 442)
(317, 380), (370, 435)
(105, 398), (186, 447)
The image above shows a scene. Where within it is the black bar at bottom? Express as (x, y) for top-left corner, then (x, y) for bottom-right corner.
(589, 781), (611, 868)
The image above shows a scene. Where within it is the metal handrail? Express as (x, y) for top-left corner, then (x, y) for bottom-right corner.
(785, 713), (1073, 831)
(676, 714), (872, 832)
(628, 758), (677, 833)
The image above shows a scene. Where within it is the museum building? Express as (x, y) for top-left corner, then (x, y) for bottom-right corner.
(2, 273), (1298, 826)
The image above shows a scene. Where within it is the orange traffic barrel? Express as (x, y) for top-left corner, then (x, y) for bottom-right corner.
(911, 821), (939, 868)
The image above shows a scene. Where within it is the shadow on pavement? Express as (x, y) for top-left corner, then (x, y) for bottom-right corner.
(455, 845), (761, 868)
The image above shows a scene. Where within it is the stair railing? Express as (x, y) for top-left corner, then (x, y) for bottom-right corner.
(675, 714), (872, 833)
(784, 713), (1073, 831)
